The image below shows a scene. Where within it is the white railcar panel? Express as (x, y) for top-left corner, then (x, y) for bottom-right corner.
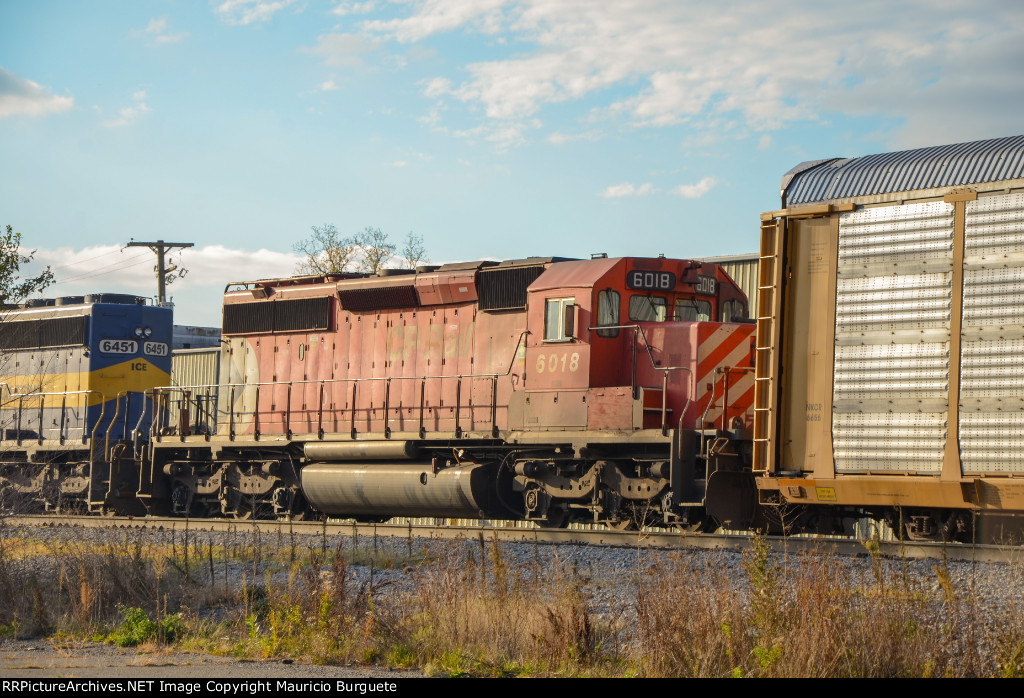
(961, 193), (1024, 475)
(833, 202), (953, 474)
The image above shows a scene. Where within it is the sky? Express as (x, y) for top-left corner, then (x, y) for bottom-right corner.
(2, 0), (1022, 327)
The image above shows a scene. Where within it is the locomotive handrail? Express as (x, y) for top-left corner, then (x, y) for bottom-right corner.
(105, 391), (150, 460)
(152, 330), (531, 442)
(0, 382), (54, 406)
(1, 389), (104, 446)
(698, 366), (754, 458)
(588, 323), (695, 434)
(717, 366), (755, 432)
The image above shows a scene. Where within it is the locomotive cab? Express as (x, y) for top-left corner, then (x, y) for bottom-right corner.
(512, 256), (756, 528)
(519, 256), (753, 433)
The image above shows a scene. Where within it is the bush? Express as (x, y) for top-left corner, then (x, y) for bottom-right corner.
(109, 607), (181, 647)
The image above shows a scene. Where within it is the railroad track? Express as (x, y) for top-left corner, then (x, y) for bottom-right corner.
(3, 514), (1020, 564)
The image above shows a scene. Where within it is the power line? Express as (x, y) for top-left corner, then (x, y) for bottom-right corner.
(46, 247), (132, 272)
(53, 253), (154, 285)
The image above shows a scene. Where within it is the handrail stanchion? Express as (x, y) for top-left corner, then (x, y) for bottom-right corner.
(455, 377), (462, 437)
(254, 385), (261, 439)
(59, 394), (67, 444)
(317, 381), (325, 439)
(383, 377), (392, 438)
(229, 386), (236, 440)
(491, 376), (498, 438)
(285, 382), (292, 439)
(419, 378), (426, 438)
(350, 381), (358, 439)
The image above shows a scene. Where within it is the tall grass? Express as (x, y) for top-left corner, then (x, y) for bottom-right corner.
(2, 521), (1024, 677)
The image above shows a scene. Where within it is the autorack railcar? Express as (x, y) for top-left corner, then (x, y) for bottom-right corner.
(753, 134), (1024, 541)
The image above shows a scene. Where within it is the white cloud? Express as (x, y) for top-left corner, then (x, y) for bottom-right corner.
(102, 91), (150, 128)
(33, 244), (300, 298)
(601, 182), (655, 198)
(361, 0), (511, 42)
(453, 119), (540, 152)
(131, 16), (189, 45)
(672, 176), (717, 199)
(757, 134), (772, 150)
(304, 33), (377, 68)
(214, 0), (297, 25)
(352, 0), (1024, 150)
(320, 80), (340, 92)
(331, 1), (377, 16)
(0, 67), (73, 118)
(548, 130), (603, 145)
(180, 245), (299, 283)
(393, 160), (407, 167)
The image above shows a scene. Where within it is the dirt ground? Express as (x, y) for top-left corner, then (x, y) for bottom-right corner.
(0, 638), (425, 679)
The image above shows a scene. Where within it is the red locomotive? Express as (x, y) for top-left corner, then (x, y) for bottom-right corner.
(148, 254), (755, 528)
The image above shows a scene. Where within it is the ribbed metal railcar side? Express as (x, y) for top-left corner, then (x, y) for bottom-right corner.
(960, 193), (1024, 475)
(755, 135), (1024, 540)
(832, 202), (953, 474)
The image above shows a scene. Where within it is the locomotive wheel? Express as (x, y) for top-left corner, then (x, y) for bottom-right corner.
(609, 518), (637, 531)
(681, 515), (717, 533)
(233, 497), (257, 520)
(537, 504), (568, 529)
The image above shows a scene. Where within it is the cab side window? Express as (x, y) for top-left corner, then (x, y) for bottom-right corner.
(596, 289), (620, 338)
(722, 299), (748, 322)
(544, 298), (575, 342)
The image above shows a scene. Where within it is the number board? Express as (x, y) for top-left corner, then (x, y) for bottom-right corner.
(695, 275), (717, 296)
(626, 270), (677, 291)
(144, 341), (169, 357)
(99, 339), (138, 354)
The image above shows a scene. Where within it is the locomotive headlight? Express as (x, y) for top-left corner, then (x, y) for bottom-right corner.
(144, 326), (153, 338)
(133, 327), (144, 338)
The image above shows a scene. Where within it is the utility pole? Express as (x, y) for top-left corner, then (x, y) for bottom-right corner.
(126, 240), (194, 306)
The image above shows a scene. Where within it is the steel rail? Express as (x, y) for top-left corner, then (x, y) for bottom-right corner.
(4, 514), (1020, 564)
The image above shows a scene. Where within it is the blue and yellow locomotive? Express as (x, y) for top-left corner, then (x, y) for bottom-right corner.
(0, 294), (172, 514)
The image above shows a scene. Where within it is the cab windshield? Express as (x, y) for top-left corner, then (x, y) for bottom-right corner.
(628, 294), (667, 321)
(628, 293), (713, 322)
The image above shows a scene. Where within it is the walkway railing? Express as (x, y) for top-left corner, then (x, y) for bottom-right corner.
(153, 331), (529, 442)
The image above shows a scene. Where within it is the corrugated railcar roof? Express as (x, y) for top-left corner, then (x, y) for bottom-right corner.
(783, 134), (1024, 206)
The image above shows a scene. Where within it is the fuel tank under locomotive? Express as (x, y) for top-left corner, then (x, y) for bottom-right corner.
(300, 459), (508, 519)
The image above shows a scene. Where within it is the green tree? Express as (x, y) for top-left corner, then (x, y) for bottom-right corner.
(0, 225), (54, 305)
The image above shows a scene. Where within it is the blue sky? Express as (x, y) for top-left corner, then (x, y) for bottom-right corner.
(2, 0), (1022, 326)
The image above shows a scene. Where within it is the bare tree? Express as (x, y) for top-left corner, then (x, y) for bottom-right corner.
(293, 224), (427, 276)
(355, 226), (396, 274)
(293, 224), (357, 275)
(0, 225), (54, 305)
(400, 232), (428, 269)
